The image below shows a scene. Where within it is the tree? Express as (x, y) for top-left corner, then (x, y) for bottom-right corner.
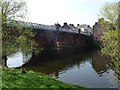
(0, 0), (27, 20)
(0, 0), (40, 60)
(98, 18), (115, 31)
(99, 2), (120, 82)
(99, 2), (119, 24)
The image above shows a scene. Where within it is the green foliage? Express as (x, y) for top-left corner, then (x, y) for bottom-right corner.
(0, 0), (27, 21)
(100, 2), (120, 82)
(0, 0), (41, 57)
(99, 2), (118, 24)
(98, 18), (115, 31)
(2, 67), (94, 89)
(101, 29), (120, 82)
(101, 30), (118, 59)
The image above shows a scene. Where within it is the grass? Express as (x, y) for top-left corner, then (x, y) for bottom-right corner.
(1, 67), (96, 90)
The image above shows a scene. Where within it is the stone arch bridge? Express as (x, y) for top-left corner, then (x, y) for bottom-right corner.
(11, 21), (95, 49)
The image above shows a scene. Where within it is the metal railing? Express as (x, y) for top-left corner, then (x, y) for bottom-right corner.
(9, 20), (91, 36)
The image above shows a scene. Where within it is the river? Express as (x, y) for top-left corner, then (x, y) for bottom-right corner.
(5, 49), (119, 88)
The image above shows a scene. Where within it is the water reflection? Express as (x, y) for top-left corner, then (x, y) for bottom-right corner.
(7, 52), (31, 68)
(91, 52), (109, 76)
(6, 50), (118, 88)
(22, 50), (91, 74)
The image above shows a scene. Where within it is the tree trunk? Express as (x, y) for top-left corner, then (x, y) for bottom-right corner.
(2, 56), (8, 67)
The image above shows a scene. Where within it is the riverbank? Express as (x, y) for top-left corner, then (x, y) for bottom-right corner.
(2, 67), (95, 89)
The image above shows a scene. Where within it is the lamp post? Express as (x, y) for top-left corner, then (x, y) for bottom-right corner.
(77, 24), (81, 34)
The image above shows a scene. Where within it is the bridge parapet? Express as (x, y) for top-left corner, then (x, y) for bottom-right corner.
(9, 20), (92, 36)
(59, 27), (78, 33)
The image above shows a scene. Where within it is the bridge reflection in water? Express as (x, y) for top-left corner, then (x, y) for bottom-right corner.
(20, 49), (106, 73)
(6, 49), (118, 88)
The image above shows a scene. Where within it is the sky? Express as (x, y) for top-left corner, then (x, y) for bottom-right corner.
(26, 0), (119, 27)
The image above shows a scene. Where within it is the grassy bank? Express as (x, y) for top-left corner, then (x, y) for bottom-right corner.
(1, 67), (96, 90)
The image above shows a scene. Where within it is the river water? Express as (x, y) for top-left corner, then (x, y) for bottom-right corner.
(6, 49), (119, 88)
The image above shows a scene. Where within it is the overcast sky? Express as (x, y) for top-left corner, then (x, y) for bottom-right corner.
(26, 0), (119, 27)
